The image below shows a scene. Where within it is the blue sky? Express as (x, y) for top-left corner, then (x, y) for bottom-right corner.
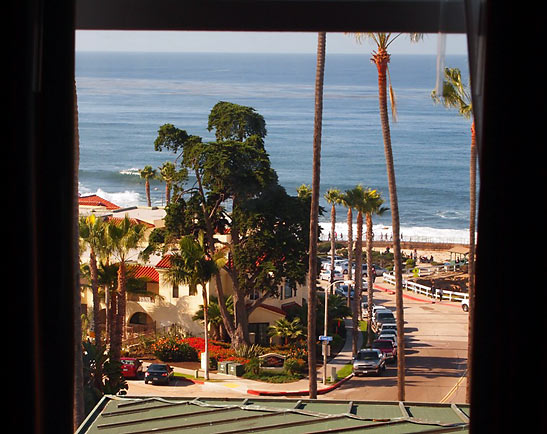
(76, 31), (467, 55)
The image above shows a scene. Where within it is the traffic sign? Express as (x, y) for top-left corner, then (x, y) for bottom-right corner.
(319, 335), (333, 341)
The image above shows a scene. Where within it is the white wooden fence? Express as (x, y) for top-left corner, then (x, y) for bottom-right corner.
(382, 273), (468, 302)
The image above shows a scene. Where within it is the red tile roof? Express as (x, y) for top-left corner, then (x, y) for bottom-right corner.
(156, 255), (172, 268)
(105, 216), (154, 228)
(78, 194), (120, 210)
(130, 265), (159, 282)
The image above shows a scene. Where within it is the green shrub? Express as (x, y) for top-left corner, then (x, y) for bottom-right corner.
(283, 358), (305, 376)
(245, 357), (261, 376)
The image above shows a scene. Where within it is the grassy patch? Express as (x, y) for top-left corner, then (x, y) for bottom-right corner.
(242, 370), (304, 383)
(336, 363), (353, 379)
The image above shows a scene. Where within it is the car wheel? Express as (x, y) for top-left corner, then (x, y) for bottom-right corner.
(462, 304), (469, 312)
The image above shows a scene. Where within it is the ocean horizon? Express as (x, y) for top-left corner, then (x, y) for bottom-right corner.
(76, 51), (474, 244)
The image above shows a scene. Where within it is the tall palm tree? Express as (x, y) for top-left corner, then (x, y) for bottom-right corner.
(340, 189), (358, 307)
(79, 214), (106, 346)
(432, 67), (475, 403)
(105, 216), (147, 361)
(360, 189), (388, 346)
(344, 186), (365, 355)
(352, 32), (421, 401)
(307, 31), (326, 400)
(164, 232), (226, 380)
(140, 165), (156, 207)
(324, 188), (342, 287)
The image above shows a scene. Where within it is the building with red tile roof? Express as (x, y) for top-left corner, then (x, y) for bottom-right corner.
(78, 194), (121, 210)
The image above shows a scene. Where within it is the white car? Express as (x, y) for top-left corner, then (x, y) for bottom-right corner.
(461, 298), (469, 312)
(319, 269), (343, 281)
(378, 323), (397, 334)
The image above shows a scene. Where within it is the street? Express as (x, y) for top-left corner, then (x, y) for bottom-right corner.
(329, 281), (469, 403)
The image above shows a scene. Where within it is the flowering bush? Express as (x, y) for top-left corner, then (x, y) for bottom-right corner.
(151, 337), (198, 362)
(150, 336), (250, 367)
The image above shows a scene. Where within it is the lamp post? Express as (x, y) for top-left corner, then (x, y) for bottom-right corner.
(322, 279), (354, 385)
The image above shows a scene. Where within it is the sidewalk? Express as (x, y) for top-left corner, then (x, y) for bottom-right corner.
(166, 318), (361, 397)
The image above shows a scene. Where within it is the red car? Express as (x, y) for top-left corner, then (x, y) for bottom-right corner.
(120, 357), (143, 379)
(372, 339), (397, 362)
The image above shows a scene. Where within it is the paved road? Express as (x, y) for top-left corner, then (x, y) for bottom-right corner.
(328, 281), (469, 403)
(125, 279), (469, 403)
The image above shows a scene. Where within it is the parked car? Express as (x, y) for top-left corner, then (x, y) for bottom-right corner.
(461, 298), (469, 312)
(335, 283), (367, 299)
(144, 363), (174, 385)
(320, 269), (343, 281)
(373, 309), (396, 332)
(377, 328), (397, 339)
(372, 339), (397, 362)
(120, 357), (143, 379)
(377, 334), (397, 346)
(378, 323), (397, 334)
(352, 348), (386, 376)
(352, 264), (387, 277)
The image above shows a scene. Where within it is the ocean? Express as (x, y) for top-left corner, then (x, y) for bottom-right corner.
(75, 51), (473, 244)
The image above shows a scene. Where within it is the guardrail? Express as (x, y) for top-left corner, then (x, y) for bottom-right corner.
(382, 273), (468, 302)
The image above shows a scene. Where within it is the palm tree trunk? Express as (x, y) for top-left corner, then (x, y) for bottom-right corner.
(366, 213), (374, 346)
(165, 182), (170, 206)
(346, 207), (353, 308)
(202, 287), (210, 380)
(353, 211), (363, 356)
(308, 31), (326, 399)
(330, 204), (336, 286)
(146, 179), (151, 207)
(373, 48), (405, 401)
(466, 121), (477, 403)
(89, 249), (101, 345)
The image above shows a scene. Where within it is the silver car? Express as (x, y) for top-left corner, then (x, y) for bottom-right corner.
(352, 348), (386, 376)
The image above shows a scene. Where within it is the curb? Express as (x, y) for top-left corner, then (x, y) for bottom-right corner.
(247, 374), (354, 396)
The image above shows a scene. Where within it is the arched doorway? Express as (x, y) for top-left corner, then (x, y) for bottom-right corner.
(128, 311), (156, 336)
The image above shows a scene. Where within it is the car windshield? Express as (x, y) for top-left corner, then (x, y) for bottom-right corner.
(121, 359), (135, 365)
(356, 352), (379, 360)
(373, 341), (392, 349)
(378, 313), (395, 320)
(148, 364), (167, 371)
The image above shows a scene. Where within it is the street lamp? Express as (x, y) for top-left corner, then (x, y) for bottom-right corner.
(321, 279), (354, 385)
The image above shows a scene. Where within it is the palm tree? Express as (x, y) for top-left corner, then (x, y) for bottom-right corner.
(164, 232), (226, 380)
(351, 32), (421, 401)
(324, 188), (342, 287)
(158, 161), (188, 206)
(140, 165), (156, 207)
(268, 317), (306, 346)
(307, 31), (326, 400)
(432, 67), (475, 403)
(96, 261), (119, 347)
(193, 295), (234, 341)
(344, 186), (365, 355)
(340, 189), (358, 307)
(356, 188), (388, 346)
(79, 214), (106, 346)
(105, 215), (147, 361)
